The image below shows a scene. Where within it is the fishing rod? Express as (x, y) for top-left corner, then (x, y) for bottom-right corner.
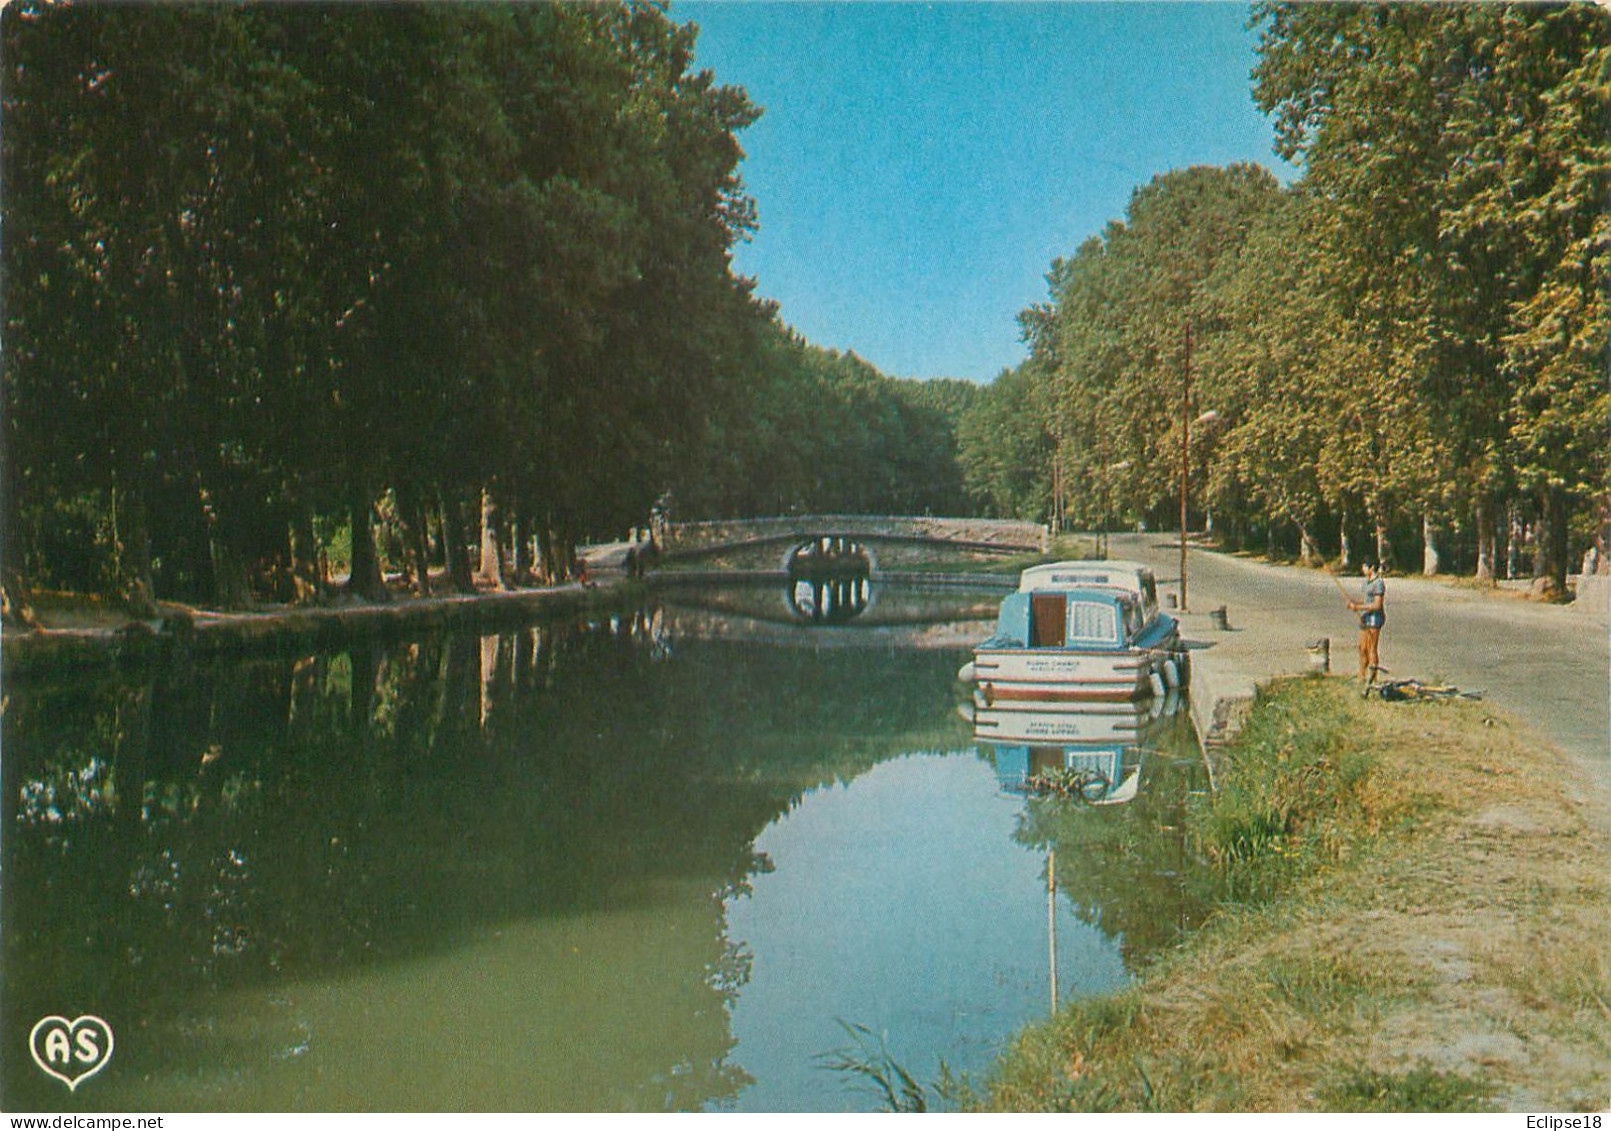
(1320, 557), (1354, 602)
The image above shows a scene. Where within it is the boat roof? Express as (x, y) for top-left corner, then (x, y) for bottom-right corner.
(1017, 560), (1154, 595)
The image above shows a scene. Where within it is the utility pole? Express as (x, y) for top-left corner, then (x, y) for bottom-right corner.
(1053, 416), (1066, 537)
(1180, 320), (1192, 613)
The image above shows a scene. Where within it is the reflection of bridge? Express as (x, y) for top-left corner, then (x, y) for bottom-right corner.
(659, 515), (1048, 573)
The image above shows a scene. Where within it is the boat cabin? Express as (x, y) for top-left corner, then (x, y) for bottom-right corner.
(981, 587), (1143, 652)
(1016, 560), (1162, 625)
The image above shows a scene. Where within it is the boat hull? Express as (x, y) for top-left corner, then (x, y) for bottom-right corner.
(970, 647), (1153, 702)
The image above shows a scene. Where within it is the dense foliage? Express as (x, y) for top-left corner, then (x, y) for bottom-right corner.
(959, 2), (1609, 588)
(7, 2), (1606, 612)
(1, 1), (973, 613)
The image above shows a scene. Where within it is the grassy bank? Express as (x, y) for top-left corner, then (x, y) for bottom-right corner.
(980, 678), (1611, 1112)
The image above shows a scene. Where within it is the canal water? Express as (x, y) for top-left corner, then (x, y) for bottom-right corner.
(2, 583), (1207, 1112)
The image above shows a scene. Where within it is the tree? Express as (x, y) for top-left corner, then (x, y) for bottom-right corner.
(1252, 1), (1611, 584)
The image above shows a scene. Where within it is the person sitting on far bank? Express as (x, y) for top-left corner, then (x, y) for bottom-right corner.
(1346, 562), (1386, 683)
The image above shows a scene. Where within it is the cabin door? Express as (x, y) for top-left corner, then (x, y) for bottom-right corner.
(1030, 593), (1067, 647)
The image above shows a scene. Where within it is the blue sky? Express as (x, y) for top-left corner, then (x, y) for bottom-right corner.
(676, 1), (1296, 382)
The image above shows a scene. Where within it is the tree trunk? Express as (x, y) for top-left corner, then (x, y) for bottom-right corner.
(200, 487), (254, 610)
(209, 533), (254, 609)
(117, 484), (160, 618)
(1298, 523), (1319, 566)
(346, 481), (389, 601)
(1373, 513), (1391, 572)
(1532, 502), (1548, 579)
(398, 482), (432, 597)
(476, 487), (510, 590)
(1593, 493), (1611, 575)
(1506, 503), (1524, 580)
(0, 376), (38, 626)
(513, 507), (535, 585)
(1, 571), (39, 629)
(556, 516), (580, 580)
(1421, 512), (1442, 577)
(1474, 494), (1496, 583)
(537, 522), (557, 584)
(289, 508), (322, 604)
(441, 494), (476, 594)
(1546, 485), (1569, 597)
(0, 441), (39, 627)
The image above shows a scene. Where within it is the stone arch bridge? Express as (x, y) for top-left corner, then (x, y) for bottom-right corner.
(656, 514), (1048, 573)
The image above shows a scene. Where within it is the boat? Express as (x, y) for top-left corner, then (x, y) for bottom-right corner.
(957, 560), (1186, 703)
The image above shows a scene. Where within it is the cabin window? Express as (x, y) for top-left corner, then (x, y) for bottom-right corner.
(1122, 599), (1143, 639)
(1067, 600), (1117, 644)
(1030, 594), (1067, 647)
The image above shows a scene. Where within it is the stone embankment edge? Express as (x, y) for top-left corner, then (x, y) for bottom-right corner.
(1186, 648), (1259, 783)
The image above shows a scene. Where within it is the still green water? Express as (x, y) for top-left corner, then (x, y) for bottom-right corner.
(2, 586), (1205, 1112)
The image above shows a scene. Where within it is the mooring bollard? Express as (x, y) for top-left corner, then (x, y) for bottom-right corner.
(1209, 605), (1230, 631)
(1307, 637), (1331, 674)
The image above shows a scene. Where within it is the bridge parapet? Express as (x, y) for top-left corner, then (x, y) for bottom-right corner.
(661, 514), (1048, 556)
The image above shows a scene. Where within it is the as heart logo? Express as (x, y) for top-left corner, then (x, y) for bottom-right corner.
(29, 1015), (114, 1092)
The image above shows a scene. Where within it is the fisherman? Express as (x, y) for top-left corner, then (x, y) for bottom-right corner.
(1346, 562), (1386, 685)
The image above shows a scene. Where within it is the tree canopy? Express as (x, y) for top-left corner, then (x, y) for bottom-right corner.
(2, 1), (978, 612)
(6, 1), (1606, 612)
(956, 1), (1608, 587)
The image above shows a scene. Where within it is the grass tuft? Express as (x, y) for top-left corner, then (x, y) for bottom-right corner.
(1319, 1062), (1495, 1112)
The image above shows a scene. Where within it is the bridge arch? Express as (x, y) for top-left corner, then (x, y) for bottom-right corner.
(778, 535), (879, 576)
(658, 515), (1047, 574)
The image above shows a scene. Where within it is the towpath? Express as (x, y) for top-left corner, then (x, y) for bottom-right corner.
(1103, 533), (1611, 783)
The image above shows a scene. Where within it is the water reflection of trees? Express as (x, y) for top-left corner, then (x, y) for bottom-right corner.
(2, 603), (968, 1110)
(1008, 714), (1215, 969)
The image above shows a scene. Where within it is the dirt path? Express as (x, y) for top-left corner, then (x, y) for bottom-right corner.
(1104, 534), (1611, 785)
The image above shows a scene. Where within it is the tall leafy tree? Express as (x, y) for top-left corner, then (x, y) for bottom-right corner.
(1253, 0), (1610, 584)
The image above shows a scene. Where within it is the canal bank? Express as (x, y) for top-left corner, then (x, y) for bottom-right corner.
(0, 562), (1015, 676)
(1, 541), (672, 675)
(0, 581), (615, 676)
(978, 676), (1611, 1112)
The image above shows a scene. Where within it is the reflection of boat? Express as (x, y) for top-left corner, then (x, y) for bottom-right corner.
(970, 700), (1141, 744)
(983, 741), (1142, 805)
(965, 688), (1183, 744)
(958, 561), (1185, 703)
(970, 687), (1188, 804)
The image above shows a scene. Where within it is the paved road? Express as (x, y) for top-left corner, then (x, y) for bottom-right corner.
(1104, 534), (1610, 781)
